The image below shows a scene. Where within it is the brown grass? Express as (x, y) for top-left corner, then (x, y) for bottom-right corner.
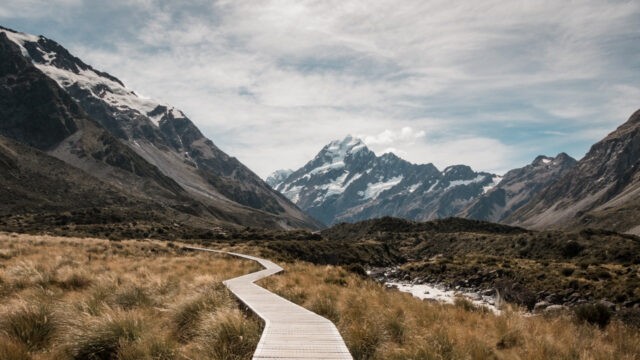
(0, 233), (262, 359)
(3, 232), (639, 360)
(260, 262), (640, 360)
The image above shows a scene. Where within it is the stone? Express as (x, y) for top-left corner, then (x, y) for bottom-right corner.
(544, 305), (567, 313)
(598, 300), (616, 311)
(534, 301), (551, 313)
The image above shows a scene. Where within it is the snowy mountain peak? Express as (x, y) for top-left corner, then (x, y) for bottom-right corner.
(532, 153), (576, 167)
(272, 137), (498, 225)
(0, 27), (174, 129)
(532, 155), (554, 166)
(322, 135), (367, 159)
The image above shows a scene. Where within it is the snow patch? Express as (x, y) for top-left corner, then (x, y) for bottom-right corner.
(314, 172), (363, 203)
(444, 175), (486, 191)
(482, 175), (503, 194)
(359, 176), (403, 200)
(2, 30), (39, 58)
(427, 180), (439, 192)
(34, 63), (173, 127)
(2, 29), (184, 129)
(309, 161), (346, 175)
(407, 182), (422, 193)
(170, 108), (185, 118)
(283, 185), (304, 204)
(311, 136), (366, 176)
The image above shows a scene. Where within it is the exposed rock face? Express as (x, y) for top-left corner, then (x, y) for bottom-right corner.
(508, 109), (640, 234)
(462, 153), (577, 222)
(266, 169), (293, 189)
(270, 136), (500, 225)
(0, 26), (320, 230)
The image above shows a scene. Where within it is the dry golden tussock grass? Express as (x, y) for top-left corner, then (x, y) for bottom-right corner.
(2, 233), (639, 360)
(260, 262), (640, 360)
(0, 233), (262, 359)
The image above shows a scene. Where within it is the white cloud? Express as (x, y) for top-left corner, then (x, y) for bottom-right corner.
(362, 132), (515, 175)
(362, 127), (426, 145)
(4, 0), (639, 177)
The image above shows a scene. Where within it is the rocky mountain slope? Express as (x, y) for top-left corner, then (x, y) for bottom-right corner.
(269, 136), (501, 225)
(508, 110), (640, 234)
(0, 26), (319, 230)
(462, 153), (577, 222)
(266, 169), (293, 189)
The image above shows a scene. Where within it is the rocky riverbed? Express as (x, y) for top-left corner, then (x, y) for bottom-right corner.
(367, 266), (625, 316)
(369, 266), (502, 314)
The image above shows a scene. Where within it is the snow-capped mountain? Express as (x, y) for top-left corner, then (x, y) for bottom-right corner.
(269, 136), (500, 225)
(0, 26), (319, 230)
(461, 153), (577, 222)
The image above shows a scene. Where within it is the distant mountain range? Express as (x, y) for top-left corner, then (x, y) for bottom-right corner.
(463, 153), (577, 223)
(0, 26), (320, 231)
(269, 112), (640, 235)
(2, 25), (639, 236)
(267, 135), (503, 225)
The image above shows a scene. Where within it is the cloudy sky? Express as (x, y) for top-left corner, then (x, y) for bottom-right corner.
(2, 1), (639, 177)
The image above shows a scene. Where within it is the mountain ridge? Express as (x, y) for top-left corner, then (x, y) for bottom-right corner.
(508, 109), (640, 234)
(0, 26), (320, 230)
(462, 152), (577, 222)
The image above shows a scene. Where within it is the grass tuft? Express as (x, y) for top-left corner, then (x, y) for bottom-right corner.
(309, 295), (340, 324)
(64, 311), (145, 360)
(0, 301), (57, 351)
(113, 285), (155, 309)
(171, 285), (233, 342)
(191, 308), (261, 360)
(0, 335), (31, 360)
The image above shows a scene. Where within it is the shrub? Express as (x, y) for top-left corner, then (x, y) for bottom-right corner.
(560, 267), (575, 276)
(495, 280), (536, 310)
(574, 303), (611, 328)
(617, 308), (640, 329)
(0, 302), (57, 351)
(562, 241), (584, 258)
(345, 264), (367, 276)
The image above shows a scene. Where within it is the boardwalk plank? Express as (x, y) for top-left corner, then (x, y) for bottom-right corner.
(187, 247), (353, 360)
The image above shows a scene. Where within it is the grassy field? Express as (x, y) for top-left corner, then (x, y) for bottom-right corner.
(0, 233), (262, 360)
(2, 233), (639, 360)
(260, 262), (640, 360)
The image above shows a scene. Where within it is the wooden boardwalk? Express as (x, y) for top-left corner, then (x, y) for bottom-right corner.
(187, 247), (353, 360)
